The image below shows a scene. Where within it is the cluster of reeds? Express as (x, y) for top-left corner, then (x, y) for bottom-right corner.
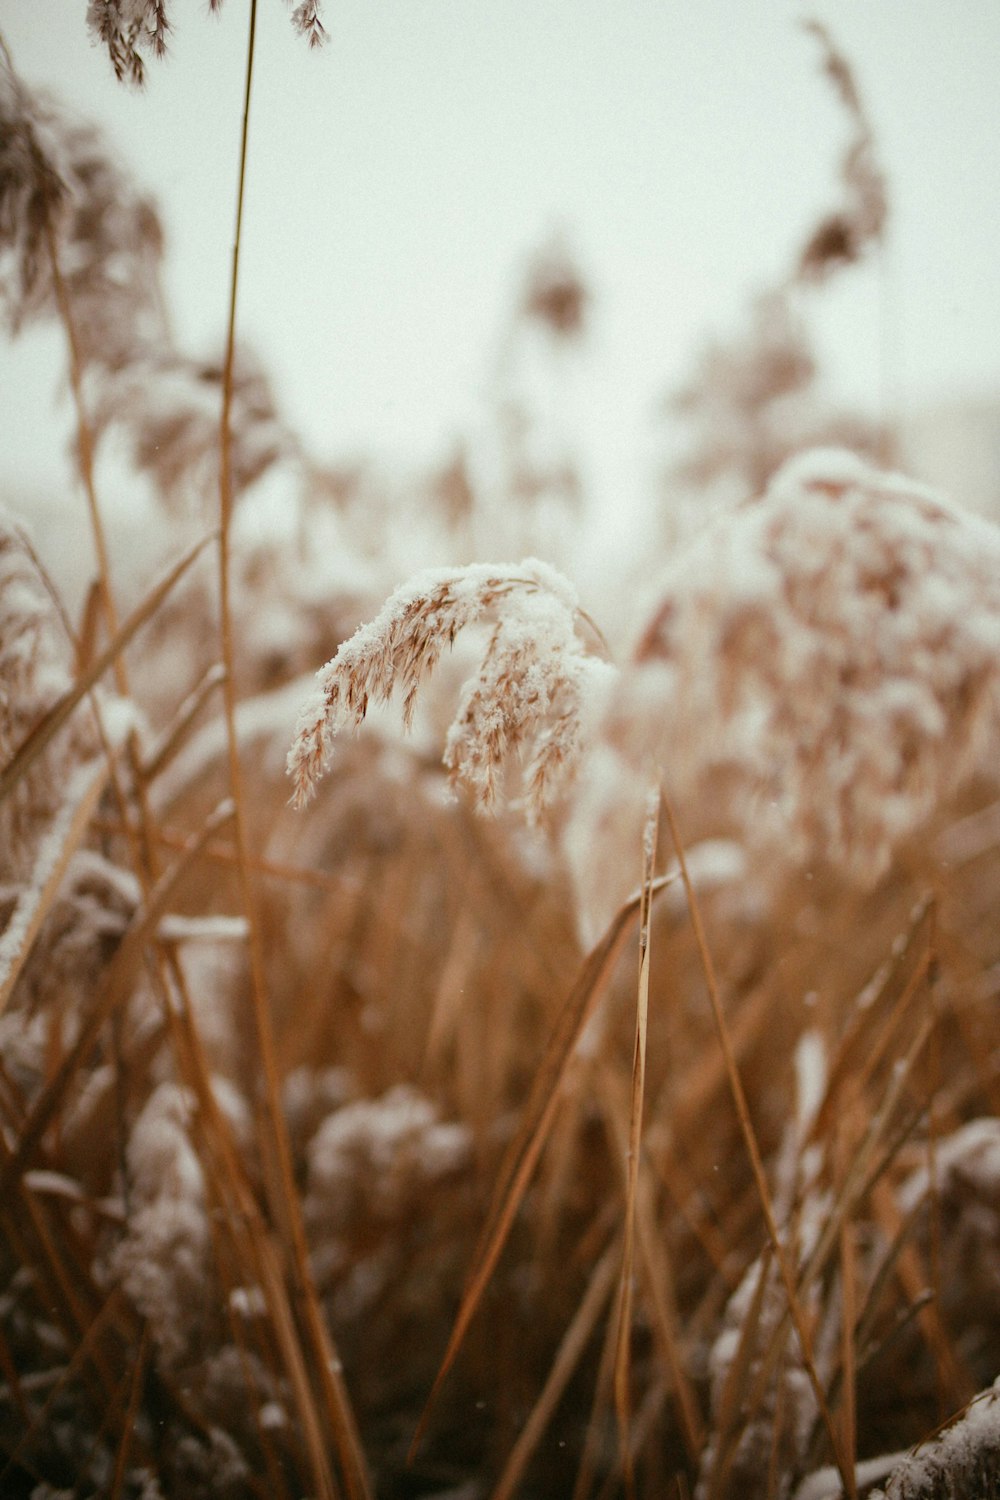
(1, 13), (999, 1500)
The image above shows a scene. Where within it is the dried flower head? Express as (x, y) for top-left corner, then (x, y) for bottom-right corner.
(86, 0), (170, 86)
(0, 60), (165, 360)
(289, 1), (328, 49)
(667, 291), (818, 497)
(287, 558), (613, 821)
(0, 57), (68, 325)
(619, 449), (1000, 883)
(305, 1084), (470, 1234)
(98, 346), (294, 514)
(110, 1082), (213, 1366)
(797, 20), (887, 283)
(520, 234), (590, 341)
(86, 0), (327, 81)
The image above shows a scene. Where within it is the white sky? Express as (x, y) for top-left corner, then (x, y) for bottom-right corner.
(2, 0), (1000, 530)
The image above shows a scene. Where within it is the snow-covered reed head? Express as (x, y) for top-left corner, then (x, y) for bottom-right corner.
(290, 451), (1000, 934)
(110, 1082), (212, 1367)
(613, 449), (1000, 883)
(287, 557), (614, 823)
(0, 55), (164, 360)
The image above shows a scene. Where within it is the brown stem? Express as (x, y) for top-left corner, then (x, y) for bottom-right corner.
(215, 5), (370, 1497)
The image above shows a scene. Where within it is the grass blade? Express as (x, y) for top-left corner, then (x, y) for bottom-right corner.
(0, 798), (235, 1198)
(613, 786), (660, 1495)
(410, 870), (678, 1460)
(661, 787), (853, 1497)
(0, 527), (217, 810)
(490, 1233), (620, 1500)
(0, 759), (109, 1018)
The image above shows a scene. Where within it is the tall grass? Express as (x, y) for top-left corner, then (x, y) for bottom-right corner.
(2, 11), (1000, 1500)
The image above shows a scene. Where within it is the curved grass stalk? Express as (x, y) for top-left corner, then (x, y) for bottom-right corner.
(0, 528), (215, 809)
(0, 759), (109, 1018)
(613, 784), (660, 1497)
(410, 868), (679, 1461)
(661, 788), (856, 1499)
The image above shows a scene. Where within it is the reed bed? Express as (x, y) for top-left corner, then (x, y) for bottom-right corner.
(1, 11), (999, 1499)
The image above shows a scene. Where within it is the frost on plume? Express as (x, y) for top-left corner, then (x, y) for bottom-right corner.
(616, 449), (1000, 883)
(287, 557), (613, 821)
(110, 1084), (212, 1366)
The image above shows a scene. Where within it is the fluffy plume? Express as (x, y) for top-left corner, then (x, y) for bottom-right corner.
(612, 450), (1000, 884)
(287, 557), (613, 820)
(0, 56), (68, 322)
(667, 290), (820, 497)
(520, 233), (590, 342)
(305, 1084), (470, 1234)
(0, 58), (165, 354)
(289, 1), (328, 49)
(110, 1083), (213, 1366)
(86, 0), (327, 82)
(304, 1085), (471, 1324)
(797, 20), (887, 283)
(98, 346), (295, 514)
(1, 59), (290, 517)
(86, 0), (170, 86)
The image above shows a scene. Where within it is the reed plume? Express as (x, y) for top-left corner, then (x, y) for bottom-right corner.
(287, 557), (614, 821)
(86, 0), (327, 86)
(618, 449), (1000, 885)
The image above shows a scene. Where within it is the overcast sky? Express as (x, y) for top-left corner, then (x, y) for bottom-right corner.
(3, 0), (1000, 526)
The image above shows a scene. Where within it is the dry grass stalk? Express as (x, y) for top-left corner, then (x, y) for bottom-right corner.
(664, 790), (853, 1500)
(0, 514), (102, 871)
(214, 5), (371, 1494)
(613, 786), (661, 1495)
(408, 869), (676, 1463)
(491, 1234), (620, 1500)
